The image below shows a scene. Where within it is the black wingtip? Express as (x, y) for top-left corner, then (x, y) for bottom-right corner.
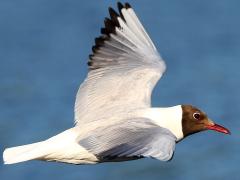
(103, 17), (117, 35)
(100, 28), (108, 35)
(89, 54), (94, 59)
(117, 2), (125, 21)
(117, 2), (132, 10)
(92, 46), (99, 53)
(108, 7), (120, 27)
(109, 7), (119, 19)
(125, 3), (131, 9)
(87, 61), (92, 66)
(95, 36), (105, 46)
(89, 2), (133, 71)
(117, 2), (124, 11)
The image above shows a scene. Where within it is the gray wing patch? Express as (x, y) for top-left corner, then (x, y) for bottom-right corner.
(79, 118), (177, 162)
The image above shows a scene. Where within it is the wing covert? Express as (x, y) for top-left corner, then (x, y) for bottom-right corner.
(79, 118), (176, 161)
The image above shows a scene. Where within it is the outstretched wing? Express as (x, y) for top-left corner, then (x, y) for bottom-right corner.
(75, 3), (166, 125)
(79, 118), (176, 162)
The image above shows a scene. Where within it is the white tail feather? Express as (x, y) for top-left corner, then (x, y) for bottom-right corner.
(2, 128), (98, 165)
(3, 141), (47, 164)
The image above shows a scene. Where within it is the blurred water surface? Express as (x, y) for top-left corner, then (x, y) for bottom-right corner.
(0, 0), (239, 180)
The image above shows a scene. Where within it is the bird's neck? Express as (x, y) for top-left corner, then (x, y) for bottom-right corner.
(136, 105), (184, 141)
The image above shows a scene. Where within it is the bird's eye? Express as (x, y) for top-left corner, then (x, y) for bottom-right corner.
(193, 112), (201, 120)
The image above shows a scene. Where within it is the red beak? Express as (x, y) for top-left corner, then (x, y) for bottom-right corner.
(206, 123), (231, 135)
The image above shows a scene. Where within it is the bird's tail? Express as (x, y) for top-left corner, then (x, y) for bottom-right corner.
(3, 141), (48, 164)
(2, 128), (90, 165)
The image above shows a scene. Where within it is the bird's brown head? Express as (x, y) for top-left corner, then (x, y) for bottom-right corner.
(181, 105), (230, 137)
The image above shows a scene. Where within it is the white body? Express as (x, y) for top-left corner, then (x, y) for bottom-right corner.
(3, 106), (183, 164)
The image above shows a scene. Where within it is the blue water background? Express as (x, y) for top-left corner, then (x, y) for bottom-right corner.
(0, 0), (239, 179)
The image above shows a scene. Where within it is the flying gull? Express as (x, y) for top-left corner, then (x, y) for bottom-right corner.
(3, 2), (230, 165)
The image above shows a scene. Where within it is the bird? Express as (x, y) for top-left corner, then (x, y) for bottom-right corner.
(3, 2), (230, 165)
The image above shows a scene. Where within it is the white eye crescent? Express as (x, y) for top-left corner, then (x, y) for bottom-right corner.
(193, 112), (201, 120)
